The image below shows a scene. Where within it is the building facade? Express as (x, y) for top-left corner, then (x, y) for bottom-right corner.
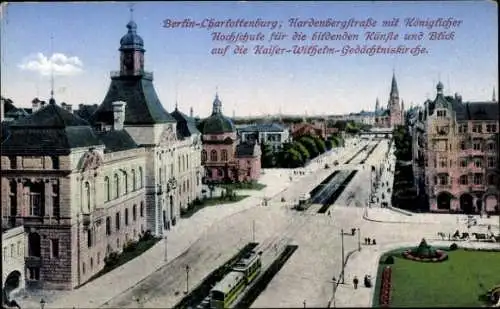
(423, 82), (499, 213)
(238, 123), (291, 153)
(374, 73), (404, 129)
(2, 225), (25, 299)
(200, 94), (261, 183)
(1, 18), (203, 290)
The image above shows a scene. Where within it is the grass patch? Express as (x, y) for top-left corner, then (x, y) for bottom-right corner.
(373, 248), (500, 307)
(84, 234), (160, 287)
(220, 182), (267, 190)
(180, 195), (250, 218)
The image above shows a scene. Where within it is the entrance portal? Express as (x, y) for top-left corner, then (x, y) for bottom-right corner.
(460, 194), (474, 214)
(436, 192), (452, 210)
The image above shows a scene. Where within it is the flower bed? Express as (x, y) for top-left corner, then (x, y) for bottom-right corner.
(402, 249), (448, 262)
(379, 266), (392, 307)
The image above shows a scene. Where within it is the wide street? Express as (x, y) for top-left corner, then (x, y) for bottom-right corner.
(19, 137), (500, 309)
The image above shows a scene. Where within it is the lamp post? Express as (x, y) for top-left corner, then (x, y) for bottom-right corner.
(332, 277), (337, 308)
(357, 227), (361, 251)
(164, 235), (168, 262)
(185, 265), (190, 294)
(303, 300), (306, 308)
(340, 229), (345, 284)
(40, 299), (46, 309)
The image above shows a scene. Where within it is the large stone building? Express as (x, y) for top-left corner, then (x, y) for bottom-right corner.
(2, 225), (26, 299)
(374, 73), (404, 129)
(1, 18), (203, 290)
(200, 94), (261, 183)
(238, 123), (291, 153)
(420, 82), (499, 213)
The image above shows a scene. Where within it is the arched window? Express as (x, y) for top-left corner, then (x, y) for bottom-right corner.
(28, 232), (41, 257)
(123, 171), (128, 195)
(201, 150), (207, 163)
(221, 149), (228, 161)
(84, 182), (91, 212)
(114, 174), (119, 199)
(210, 150), (218, 162)
(104, 177), (110, 201)
(139, 167), (143, 188)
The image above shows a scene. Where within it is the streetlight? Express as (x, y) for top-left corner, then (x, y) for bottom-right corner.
(303, 300), (306, 308)
(40, 299), (46, 309)
(332, 277), (337, 308)
(252, 219), (256, 243)
(340, 229), (345, 284)
(357, 227), (361, 251)
(164, 235), (168, 262)
(185, 265), (190, 294)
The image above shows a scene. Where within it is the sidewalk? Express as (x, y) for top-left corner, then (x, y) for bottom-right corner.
(19, 170), (292, 309)
(333, 240), (500, 307)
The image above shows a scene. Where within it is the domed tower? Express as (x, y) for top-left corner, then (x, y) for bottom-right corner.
(119, 18), (145, 76)
(201, 93), (236, 135)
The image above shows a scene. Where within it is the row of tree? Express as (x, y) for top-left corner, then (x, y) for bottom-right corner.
(392, 125), (413, 161)
(261, 134), (344, 168)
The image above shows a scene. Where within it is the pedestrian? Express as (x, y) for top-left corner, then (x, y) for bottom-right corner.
(372, 239), (376, 245)
(367, 237), (371, 245)
(353, 276), (359, 289)
(327, 210), (331, 216)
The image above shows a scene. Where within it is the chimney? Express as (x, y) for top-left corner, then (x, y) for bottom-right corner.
(32, 98), (40, 112)
(112, 101), (127, 131)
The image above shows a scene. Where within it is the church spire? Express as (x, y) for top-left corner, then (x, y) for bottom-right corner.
(49, 34), (56, 105)
(390, 71), (399, 99)
(375, 97), (380, 111)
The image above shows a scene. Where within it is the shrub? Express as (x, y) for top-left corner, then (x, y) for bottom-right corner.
(104, 251), (119, 268)
(449, 243), (458, 251)
(140, 230), (154, 241)
(385, 255), (395, 264)
(123, 240), (138, 253)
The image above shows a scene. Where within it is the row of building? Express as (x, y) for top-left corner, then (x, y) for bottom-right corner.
(1, 16), (352, 296)
(408, 83), (499, 214)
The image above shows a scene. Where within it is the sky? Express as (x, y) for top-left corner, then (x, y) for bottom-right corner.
(0, 1), (498, 117)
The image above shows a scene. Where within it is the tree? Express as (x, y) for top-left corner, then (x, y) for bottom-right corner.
(298, 137), (319, 158)
(311, 135), (326, 154)
(292, 141), (310, 162)
(286, 148), (303, 168)
(260, 142), (275, 168)
(393, 125), (412, 161)
(325, 139), (333, 150)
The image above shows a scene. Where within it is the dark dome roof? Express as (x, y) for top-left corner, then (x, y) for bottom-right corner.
(202, 113), (235, 134)
(120, 21), (144, 50)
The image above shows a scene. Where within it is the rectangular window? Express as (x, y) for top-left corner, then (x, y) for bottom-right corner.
(460, 159), (468, 168)
(116, 212), (121, 231)
(17, 241), (21, 256)
(10, 244), (15, 257)
(51, 239), (59, 258)
(488, 157), (496, 168)
(472, 124), (483, 133)
(29, 193), (42, 216)
(475, 160), (482, 168)
(3, 247), (6, 260)
(106, 216), (111, 235)
(28, 267), (40, 280)
(473, 174), (483, 185)
(473, 143), (481, 150)
(125, 208), (129, 226)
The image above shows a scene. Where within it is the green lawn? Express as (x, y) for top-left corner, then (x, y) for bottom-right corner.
(219, 182), (267, 190)
(180, 195), (250, 218)
(374, 248), (500, 307)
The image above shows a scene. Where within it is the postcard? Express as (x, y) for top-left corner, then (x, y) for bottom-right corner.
(1, 1), (499, 308)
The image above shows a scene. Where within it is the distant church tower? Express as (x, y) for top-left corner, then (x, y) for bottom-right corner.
(388, 72), (402, 127)
(401, 100), (405, 122)
(375, 97), (380, 112)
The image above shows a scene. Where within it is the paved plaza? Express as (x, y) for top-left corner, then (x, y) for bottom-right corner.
(15, 138), (500, 309)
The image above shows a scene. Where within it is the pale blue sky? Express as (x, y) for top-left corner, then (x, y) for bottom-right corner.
(0, 1), (498, 117)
